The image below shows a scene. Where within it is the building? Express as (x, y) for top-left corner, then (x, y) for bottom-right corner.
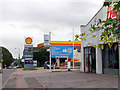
(37, 41), (81, 67)
(80, 1), (119, 75)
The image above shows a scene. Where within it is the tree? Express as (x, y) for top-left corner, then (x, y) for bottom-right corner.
(33, 47), (49, 67)
(2, 47), (13, 68)
(75, 1), (120, 49)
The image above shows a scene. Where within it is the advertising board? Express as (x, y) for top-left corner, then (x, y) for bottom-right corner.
(24, 37), (33, 69)
(25, 37), (33, 45)
(44, 34), (50, 47)
(51, 46), (73, 58)
(33, 60), (37, 67)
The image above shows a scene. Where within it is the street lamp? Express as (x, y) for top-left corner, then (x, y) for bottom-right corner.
(15, 48), (20, 67)
(73, 28), (74, 71)
(0, 47), (3, 72)
(49, 32), (51, 72)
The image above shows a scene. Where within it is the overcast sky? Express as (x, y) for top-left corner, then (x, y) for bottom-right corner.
(0, 0), (104, 58)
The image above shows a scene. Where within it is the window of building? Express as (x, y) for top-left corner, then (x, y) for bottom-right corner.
(102, 43), (119, 69)
(84, 47), (96, 73)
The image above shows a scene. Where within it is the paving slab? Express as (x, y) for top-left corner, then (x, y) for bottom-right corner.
(2, 68), (119, 89)
(24, 77), (44, 88)
(35, 72), (118, 88)
(15, 74), (28, 88)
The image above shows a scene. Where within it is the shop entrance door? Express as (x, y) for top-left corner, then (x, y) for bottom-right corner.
(84, 47), (96, 73)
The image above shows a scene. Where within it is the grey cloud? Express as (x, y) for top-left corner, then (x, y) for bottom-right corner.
(1, 1), (103, 26)
(0, 0), (104, 58)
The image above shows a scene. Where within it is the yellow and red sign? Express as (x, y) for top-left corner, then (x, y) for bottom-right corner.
(51, 41), (81, 46)
(68, 58), (80, 62)
(37, 41), (81, 48)
(25, 37), (33, 44)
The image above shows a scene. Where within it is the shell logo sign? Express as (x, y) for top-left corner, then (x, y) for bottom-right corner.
(25, 37), (33, 44)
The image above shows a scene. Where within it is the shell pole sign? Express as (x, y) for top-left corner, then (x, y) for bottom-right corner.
(25, 37), (33, 44)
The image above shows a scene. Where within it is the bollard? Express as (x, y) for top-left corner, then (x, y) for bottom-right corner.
(68, 61), (71, 71)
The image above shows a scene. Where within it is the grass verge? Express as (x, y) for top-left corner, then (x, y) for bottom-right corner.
(23, 68), (38, 71)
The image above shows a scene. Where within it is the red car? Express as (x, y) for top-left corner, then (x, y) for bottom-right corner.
(60, 62), (65, 66)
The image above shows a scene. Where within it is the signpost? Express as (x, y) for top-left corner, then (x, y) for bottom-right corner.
(44, 34), (50, 47)
(33, 60), (37, 67)
(24, 37), (34, 69)
(51, 45), (73, 71)
(44, 33), (51, 72)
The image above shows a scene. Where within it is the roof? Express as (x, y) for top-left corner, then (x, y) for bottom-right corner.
(37, 43), (44, 48)
(51, 41), (81, 46)
(37, 41), (81, 48)
(80, 6), (104, 27)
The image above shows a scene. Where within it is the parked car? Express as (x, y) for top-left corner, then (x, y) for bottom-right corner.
(16, 66), (19, 68)
(60, 62), (65, 66)
(44, 61), (55, 69)
(13, 66), (17, 69)
(7, 66), (12, 69)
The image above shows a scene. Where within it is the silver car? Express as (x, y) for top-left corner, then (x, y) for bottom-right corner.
(44, 61), (55, 69)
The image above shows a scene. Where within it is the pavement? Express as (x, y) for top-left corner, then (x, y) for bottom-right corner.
(0, 73), (2, 90)
(36, 72), (118, 88)
(2, 69), (15, 87)
(1, 67), (119, 89)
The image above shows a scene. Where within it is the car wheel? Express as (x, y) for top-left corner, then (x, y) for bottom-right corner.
(44, 67), (46, 69)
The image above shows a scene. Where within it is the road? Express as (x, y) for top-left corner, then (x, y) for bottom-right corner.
(1, 68), (119, 89)
(2, 69), (15, 88)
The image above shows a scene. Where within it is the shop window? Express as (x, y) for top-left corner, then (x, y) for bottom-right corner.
(102, 43), (119, 69)
(84, 47), (96, 73)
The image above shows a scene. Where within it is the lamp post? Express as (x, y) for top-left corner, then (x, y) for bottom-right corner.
(0, 47), (3, 72)
(49, 32), (51, 72)
(15, 48), (20, 67)
(73, 28), (74, 71)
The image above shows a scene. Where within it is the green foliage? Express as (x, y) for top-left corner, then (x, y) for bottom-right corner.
(75, 35), (79, 40)
(92, 45), (97, 48)
(91, 34), (96, 38)
(75, 32), (86, 41)
(104, 2), (111, 7)
(80, 32), (85, 36)
(33, 48), (49, 67)
(113, 1), (120, 11)
(23, 68), (38, 71)
(2, 47), (13, 68)
(91, 1), (120, 47)
(75, 1), (120, 49)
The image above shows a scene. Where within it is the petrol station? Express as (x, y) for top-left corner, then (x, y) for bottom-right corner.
(37, 41), (81, 71)
(23, 34), (81, 70)
(24, 37), (34, 69)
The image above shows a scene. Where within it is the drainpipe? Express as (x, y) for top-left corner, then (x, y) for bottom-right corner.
(118, 38), (120, 76)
